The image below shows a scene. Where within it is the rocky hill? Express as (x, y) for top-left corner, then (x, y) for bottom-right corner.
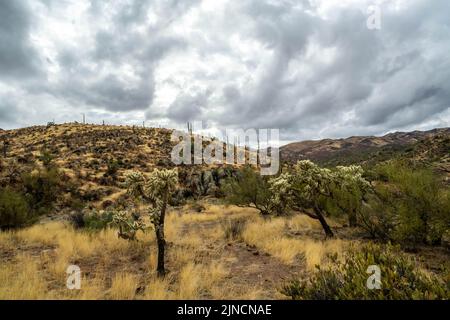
(280, 128), (450, 170)
(0, 123), (238, 211)
(1, 123), (448, 212)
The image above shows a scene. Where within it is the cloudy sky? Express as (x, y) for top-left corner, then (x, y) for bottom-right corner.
(0, 0), (449, 143)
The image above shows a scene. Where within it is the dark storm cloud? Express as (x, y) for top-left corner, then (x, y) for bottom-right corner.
(166, 89), (212, 122)
(0, 0), (448, 139)
(207, 3), (379, 129)
(43, 0), (191, 112)
(203, 0), (450, 138)
(0, 98), (17, 124)
(0, 1), (41, 79)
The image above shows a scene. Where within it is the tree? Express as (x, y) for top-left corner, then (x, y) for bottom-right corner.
(332, 165), (371, 227)
(125, 168), (178, 276)
(224, 166), (280, 216)
(269, 161), (336, 237)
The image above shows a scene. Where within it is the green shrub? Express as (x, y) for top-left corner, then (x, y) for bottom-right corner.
(223, 165), (276, 216)
(282, 243), (449, 300)
(365, 161), (450, 245)
(84, 210), (114, 230)
(106, 159), (119, 176)
(38, 148), (55, 167)
(69, 210), (113, 231)
(21, 167), (61, 213)
(0, 188), (32, 230)
(69, 211), (85, 229)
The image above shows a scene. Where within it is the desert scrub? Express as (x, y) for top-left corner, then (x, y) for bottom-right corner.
(363, 161), (450, 246)
(0, 187), (32, 230)
(69, 209), (114, 231)
(221, 218), (246, 241)
(282, 243), (449, 300)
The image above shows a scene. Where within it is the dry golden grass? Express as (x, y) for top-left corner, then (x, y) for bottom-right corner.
(0, 254), (49, 300)
(177, 261), (229, 299)
(142, 276), (174, 299)
(242, 216), (347, 270)
(178, 262), (202, 299)
(0, 205), (232, 299)
(0, 203), (354, 299)
(286, 214), (322, 231)
(0, 221), (142, 298)
(16, 222), (60, 245)
(109, 273), (139, 300)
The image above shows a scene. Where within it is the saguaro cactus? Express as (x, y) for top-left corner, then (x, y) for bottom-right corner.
(126, 168), (178, 276)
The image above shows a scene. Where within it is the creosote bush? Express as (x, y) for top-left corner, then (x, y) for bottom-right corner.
(0, 187), (32, 230)
(361, 161), (450, 246)
(21, 167), (62, 214)
(282, 243), (449, 300)
(69, 209), (114, 231)
(223, 165), (275, 216)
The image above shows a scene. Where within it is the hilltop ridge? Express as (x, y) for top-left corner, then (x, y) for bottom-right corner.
(280, 127), (450, 172)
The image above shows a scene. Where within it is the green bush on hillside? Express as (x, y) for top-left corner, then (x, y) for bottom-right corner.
(0, 188), (32, 230)
(21, 167), (62, 214)
(69, 209), (114, 231)
(282, 243), (449, 300)
(223, 165), (277, 216)
(362, 161), (450, 245)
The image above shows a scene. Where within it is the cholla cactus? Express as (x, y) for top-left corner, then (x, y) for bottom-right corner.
(268, 173), (294, 215)
(125, 171), (146, 197)
(126, 169), (178, 226)
(269, 160), (335, 237)
(110, 210), (146, 241)
(335, 165), (370, 190)
(125, 168), (178, 276)
(269, 160), (371, 236)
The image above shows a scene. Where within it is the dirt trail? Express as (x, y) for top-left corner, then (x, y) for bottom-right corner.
(220, 242), (301, 299)
(178, 217), (303, 299)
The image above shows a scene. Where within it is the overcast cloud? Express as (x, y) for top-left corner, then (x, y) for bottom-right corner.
(0, 0), (449, 142)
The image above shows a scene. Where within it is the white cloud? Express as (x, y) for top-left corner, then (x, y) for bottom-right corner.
(0, 0), (448, 141)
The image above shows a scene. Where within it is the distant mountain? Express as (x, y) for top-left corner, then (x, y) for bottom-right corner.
(280, 128), (450, 170)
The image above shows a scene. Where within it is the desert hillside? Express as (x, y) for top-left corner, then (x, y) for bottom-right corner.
(281, 128), (450, 172)
(0, 123), (241, 212)
(0, 124), (449, 300)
